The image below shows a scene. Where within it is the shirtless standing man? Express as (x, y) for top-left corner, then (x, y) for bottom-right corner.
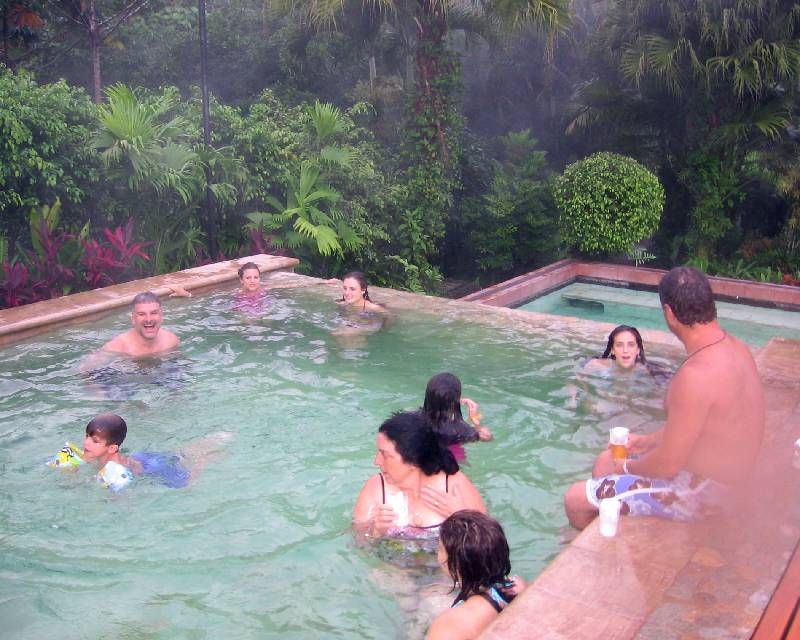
(564, 267), (765, 528)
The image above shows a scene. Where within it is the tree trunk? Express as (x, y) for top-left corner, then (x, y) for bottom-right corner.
(368, 53), (376, 92)
(88, 0), (102, 103)
(1, 6), (8, 69)
(413, 2), (450, 165)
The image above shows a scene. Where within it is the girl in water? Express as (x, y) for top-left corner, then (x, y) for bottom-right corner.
(337, 271), (386, 313)
(583, 324), (648, 373)
(232, 262), (268, 314)
(581, 324), (671, 382)
(421, 372), (492, 463)
(334, 271), (388, 338)
(427, 511), (526, 640)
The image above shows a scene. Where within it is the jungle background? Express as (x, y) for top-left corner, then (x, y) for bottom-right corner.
(1, 0), (799, 307)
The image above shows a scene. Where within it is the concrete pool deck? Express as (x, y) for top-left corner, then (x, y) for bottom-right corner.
(2, 257), (799, 639)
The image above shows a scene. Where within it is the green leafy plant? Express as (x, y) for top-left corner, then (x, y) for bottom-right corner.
(554, 152), (664, 256)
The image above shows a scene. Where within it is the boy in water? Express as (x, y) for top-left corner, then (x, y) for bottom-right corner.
(74, 413), (230, 490)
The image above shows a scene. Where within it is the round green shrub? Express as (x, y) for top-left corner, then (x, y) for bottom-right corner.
(553, 152), (664, 256)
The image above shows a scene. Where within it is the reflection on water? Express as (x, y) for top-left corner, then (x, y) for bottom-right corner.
(0, 285), (679, 639)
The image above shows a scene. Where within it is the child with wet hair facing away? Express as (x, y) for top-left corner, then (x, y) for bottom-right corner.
(421, 373), (492, 463)
(427, 510), (526, 640)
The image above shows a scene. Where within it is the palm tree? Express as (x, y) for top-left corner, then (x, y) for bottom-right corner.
(278, 0), (570, 164)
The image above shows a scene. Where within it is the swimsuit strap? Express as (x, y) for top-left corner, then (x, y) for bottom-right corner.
(478, 591), (504, 614)
(446, 474), (449, 493)
(379, 473), (386, 504)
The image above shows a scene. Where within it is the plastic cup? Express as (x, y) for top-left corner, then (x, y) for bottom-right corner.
(793, 438), (800, 470)
(609, 427), (630, 461)
(599, 498), (621, 537)
(385, 490), (409, 527)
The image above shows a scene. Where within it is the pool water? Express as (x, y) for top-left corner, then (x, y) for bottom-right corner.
(518, 282), (800, 347)
(0, 285), (674, 639)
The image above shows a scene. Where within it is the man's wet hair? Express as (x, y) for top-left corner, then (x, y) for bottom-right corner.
(658, 267), (717, 326)
(85, 413), (127, 446)
(132, 291), (161, 308)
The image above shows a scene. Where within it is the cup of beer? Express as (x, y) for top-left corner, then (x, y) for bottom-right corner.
(609, 427), (630, 461)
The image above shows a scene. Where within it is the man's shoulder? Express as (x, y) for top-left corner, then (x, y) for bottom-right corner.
(102, 331), (135, 354)
(158, 328), (180, 348)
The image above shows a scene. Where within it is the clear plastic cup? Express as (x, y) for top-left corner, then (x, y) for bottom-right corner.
(599, 497), (621, 537)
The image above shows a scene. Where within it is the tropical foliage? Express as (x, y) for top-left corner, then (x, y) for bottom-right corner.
(2, 0), (800, 309)
(554, 152), (664, 256)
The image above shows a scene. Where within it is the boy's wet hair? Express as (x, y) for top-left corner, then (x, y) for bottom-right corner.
(238, 262), (260, 279)
(658, 267), (716, 326)
(86, 414), (127, 446)
(132, 291), (161, 308)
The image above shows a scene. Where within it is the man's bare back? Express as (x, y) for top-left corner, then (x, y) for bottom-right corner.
(666, 332), (764, 484)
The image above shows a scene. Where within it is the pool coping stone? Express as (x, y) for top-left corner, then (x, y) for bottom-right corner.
(0, 254), (298, 346)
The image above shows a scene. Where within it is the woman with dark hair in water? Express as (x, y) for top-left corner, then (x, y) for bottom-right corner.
(336, 271), (386, 313)
(333, 271), (388, 340)
(582, 325), (671, 382)
(352, 412), (486, 541)
(421, 373), (492, 462)
(427, 510), (526, 640)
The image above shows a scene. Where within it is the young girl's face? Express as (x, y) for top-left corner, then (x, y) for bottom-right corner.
(611, 330), (640, 369)
(341, 277), (366, 305)
(239, 268), (261, 293)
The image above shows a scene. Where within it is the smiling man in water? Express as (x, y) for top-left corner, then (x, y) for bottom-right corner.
(564, 267), (765, 528)
(95, 291), (179, 359)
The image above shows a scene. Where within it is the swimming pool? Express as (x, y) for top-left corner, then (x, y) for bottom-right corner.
(518, 282), (800, 347)
(0, 283), (675, 639)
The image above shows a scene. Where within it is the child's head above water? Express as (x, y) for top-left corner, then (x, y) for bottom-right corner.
(423, 372), (464, 426)
(237, 262), (262, 293)
(83, 413), (127, 464)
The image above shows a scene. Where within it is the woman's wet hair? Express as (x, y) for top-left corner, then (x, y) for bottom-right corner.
(378, 411), (459, 476)
(237, 262), (260, 279)
(440, 510), (513, 606)
(86, 413), (127, 446)
(340, 271), (372, 301)
(601, 325), (647, 364)
(658, 266), (717, 326)
(422, 372), (465, 427)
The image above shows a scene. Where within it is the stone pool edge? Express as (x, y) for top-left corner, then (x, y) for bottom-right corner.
(0, 254), (298, 346)
(460, 259), (800, 310)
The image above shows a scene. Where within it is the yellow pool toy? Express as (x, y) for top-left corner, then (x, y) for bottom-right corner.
(46, 442), (85, 470)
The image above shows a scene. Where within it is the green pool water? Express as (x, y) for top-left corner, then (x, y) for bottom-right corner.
(518, 282), (800, 347)
(0, 285), (673, 639)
